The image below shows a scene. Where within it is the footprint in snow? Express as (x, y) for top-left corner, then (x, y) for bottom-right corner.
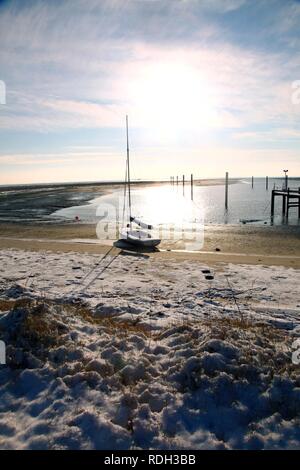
(201, 269), (214, 280)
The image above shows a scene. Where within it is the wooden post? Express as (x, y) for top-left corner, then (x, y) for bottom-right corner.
(266, 176), (269, 190)
(225, 172), (229, 210)
(285, 174), (288, 190)
(298, 188), (300, 219)
(183, 175), (185, 195)
(282, 194), (286, 215)
(252, 176), (254, 188)
(271, 190), (275, 216)
(191, 174), (193, 201)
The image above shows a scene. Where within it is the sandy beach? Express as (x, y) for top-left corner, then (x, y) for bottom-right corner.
(0, 222), (299, 267)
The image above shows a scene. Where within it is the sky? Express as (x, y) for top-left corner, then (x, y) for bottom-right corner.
(0, 0), (300, 184)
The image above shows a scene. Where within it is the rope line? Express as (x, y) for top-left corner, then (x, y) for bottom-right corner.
(70, 246), (121, 295)
(80, 251), (121, 293)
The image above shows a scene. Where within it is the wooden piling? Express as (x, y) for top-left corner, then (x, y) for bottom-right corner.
(282, 194), (286, 215)
(183, 175), (185, 195)
(271, 190), (275, 216)
(271, 187), (300, 219)
(225, 172), (229, 210)
(266, 176), (269, 190)
(252, 176), (254, 188)
(286, 189), (290, 217)
(191, 174), (193, 201)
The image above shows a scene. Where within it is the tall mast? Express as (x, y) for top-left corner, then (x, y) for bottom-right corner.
(126, 115), (132, 221)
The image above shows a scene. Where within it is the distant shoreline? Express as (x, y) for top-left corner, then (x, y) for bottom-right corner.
(1, 176), (300, 191)
(2, 176), (300, 191)
(0, 178), (242, 192)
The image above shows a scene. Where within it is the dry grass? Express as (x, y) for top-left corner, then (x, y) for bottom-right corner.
(203, 316), (288, 343)
(1, 295), (296, 377)
(22, 311), (61, 348)
(193, 316), (297, 376)
(4, 299), (64, 350)
(1, 296), (152, 344)
(156, 316), (296, 378)
(0, 299), (16, 311)
(59, 302), (151, 337)
(1, 299), (65, 367)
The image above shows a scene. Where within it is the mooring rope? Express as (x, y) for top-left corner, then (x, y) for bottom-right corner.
(72, 246), (121, 294)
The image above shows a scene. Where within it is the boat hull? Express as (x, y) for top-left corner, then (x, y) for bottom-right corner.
(120, 229), (161, 248)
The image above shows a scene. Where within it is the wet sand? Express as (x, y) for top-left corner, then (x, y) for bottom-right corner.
(0, 223), (299, 267)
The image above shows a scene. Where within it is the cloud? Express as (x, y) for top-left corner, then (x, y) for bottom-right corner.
(233, 128), (300, 143)
(0, 149), (120, 166)
(1, 36), (298, 134)
(189, 0), (246, 12)
(0, 0), (300, 183)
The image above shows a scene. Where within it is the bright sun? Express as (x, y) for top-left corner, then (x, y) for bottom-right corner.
(128, 62), (217, 133)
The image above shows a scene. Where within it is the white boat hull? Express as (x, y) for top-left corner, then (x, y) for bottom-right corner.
(120, 229), (161, 248)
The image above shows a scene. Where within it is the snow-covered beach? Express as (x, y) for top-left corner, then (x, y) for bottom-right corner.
(2, 0), (300, 456)
(0, 247), (300, 449)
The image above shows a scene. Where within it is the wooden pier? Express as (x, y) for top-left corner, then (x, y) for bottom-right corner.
(271, 188), (300, 217)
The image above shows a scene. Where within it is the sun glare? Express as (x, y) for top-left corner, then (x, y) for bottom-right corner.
(128, 62), (217, 134)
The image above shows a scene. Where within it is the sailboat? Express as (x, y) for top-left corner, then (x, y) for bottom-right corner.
(119, 116), (161, 248)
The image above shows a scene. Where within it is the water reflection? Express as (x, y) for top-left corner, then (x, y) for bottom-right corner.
(53, 177), (300, 231)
